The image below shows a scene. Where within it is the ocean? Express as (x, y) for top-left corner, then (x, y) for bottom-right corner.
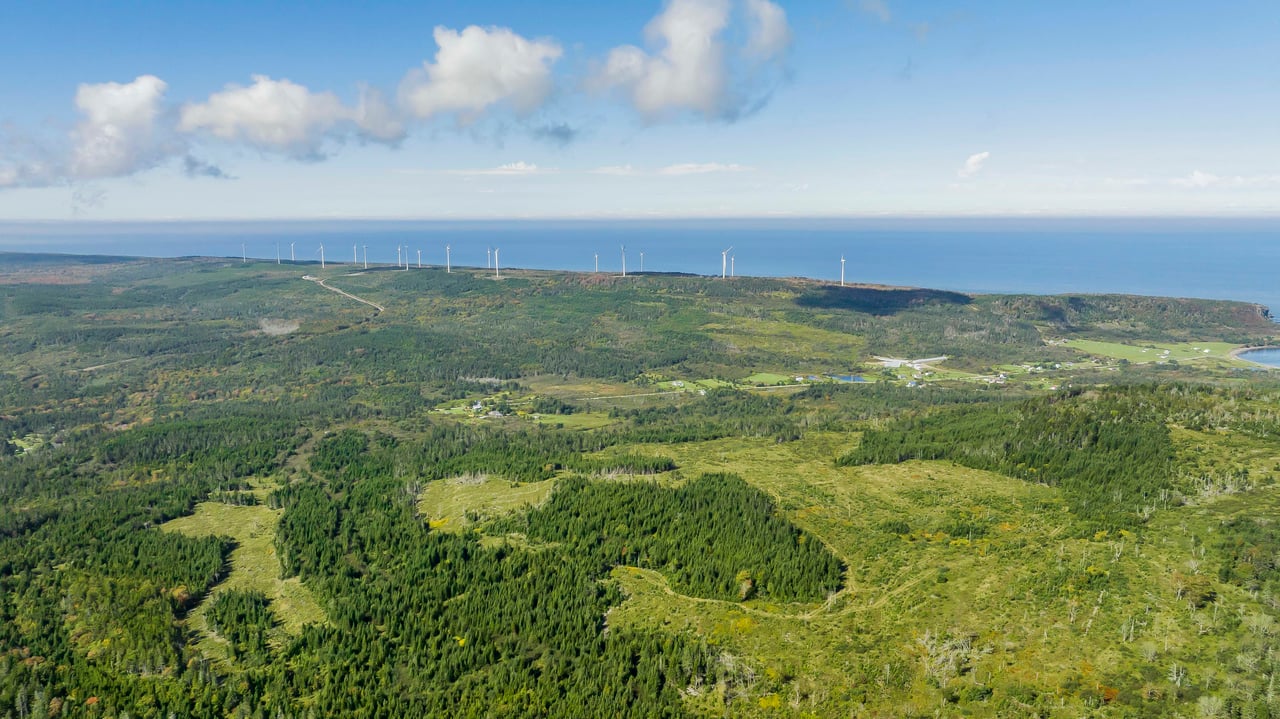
(2, 217), (1279, 314)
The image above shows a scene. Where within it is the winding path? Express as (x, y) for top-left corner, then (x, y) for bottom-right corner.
(302, 275), (385, 313)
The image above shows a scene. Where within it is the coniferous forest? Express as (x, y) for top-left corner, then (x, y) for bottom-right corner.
(2, 254), (1280, 717)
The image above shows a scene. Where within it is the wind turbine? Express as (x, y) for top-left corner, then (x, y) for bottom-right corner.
(721, 246), (733, 278)
(640, 251), (644, 273)
(840, 255), (846, 287)
(417, 249), (422, 269)
(620, 245), (626, 277)
(493, 248), (500, 279)
(445, 244), (451, 273)
(396, 245), (402, 268)
(363, 245), (368, 269)
(353, 243), (358, 265)
(318, 243), (325, 269)
(730, 254), (735, 278)
(594, 253), (598, 272)
(276, 242), (281, 265)
(487, 247), (492, 270)
(290, 242), (295, 262)
(242, 242), (246, 264)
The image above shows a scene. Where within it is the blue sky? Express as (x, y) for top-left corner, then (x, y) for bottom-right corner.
(0, 0), (1277, 220)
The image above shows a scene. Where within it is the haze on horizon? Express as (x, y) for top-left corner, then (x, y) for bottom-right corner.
(0, 0), (1276, 221)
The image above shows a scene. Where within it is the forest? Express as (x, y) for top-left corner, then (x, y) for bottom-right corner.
(1, 254), (1279, 717)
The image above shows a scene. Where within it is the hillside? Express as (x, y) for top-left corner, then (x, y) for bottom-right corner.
(2, 255), (1280, 718)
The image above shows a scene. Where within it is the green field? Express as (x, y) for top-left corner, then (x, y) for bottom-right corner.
(1064, 338), (1242, 364)
(161, 497), (327, 664)
(418, 475), (557, 531)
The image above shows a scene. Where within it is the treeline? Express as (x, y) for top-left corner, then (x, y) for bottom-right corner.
(509, 473), (844, 602)
(840, 387), (1177, 528)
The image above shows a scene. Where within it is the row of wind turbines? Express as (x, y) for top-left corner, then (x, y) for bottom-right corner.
(241, 240), (853, 287)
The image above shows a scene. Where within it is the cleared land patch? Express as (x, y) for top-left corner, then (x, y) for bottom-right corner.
(1065, 338), (1240, 364)
(418, 475), (556, 532)
(161, 500), (326, 665)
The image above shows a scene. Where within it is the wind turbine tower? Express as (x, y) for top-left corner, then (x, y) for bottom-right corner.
(594, 253), (598, 272)
(396, 245), (402, 269)
(840, 256), (846, 287)
(494, 248), (500, 279)
(446, 245), (451, 273)
(640, 252), (644, 273)
(487, 247), (492, 270)
(242, 242), (246, 263)
(730, 254), (735, 278)
(721, 246), (733, 278)
(417, 249), (422, 269)
(276, 243), (281, 265)
(363, 245), (368, 269)
(353, 244), (358, 265)
(621, 246), (626, 277)
(290, 242), (295, 262)
(319, 244), (325, 269)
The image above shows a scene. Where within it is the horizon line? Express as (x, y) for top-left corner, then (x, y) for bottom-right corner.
(3, 212), (1280, 225)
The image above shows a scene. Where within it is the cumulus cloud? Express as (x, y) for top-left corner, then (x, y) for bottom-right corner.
(659, 162), (752, 175)
(591, 0), (790, 121)
(179, 75), (399, 158)
(71, 75), (173, 179)
(0, 75), (179, 188)
(398, 25), (562, 121)
(745, 0), (792, 59)
(957, 151), (990, 178)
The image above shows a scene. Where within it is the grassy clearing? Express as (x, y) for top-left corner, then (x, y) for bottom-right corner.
(588, 430), (1280, 715)
(419, 475), (556, 532)
(1065, 338), (1241, 364)
(741, 372), (796, 385)
(703, 316), (862, 363)
(528, 412), (617, 430)
(161, 496), (326, 666)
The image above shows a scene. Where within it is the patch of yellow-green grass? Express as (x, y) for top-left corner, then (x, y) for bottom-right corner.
(522, 375), (636, 398)
(598, 431), (1280, 716)
(591, 430), (1280, 716)
(741, 372), (797, 385)
(702, 316), (862, 362)
(161, 500), (326, 666)
(418, 475), (556, 532)
(528, 411), (618, 430)
(1065, 338), (1241, 364)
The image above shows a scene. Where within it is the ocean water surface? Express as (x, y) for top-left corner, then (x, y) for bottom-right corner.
(2, 217), (1278, 314)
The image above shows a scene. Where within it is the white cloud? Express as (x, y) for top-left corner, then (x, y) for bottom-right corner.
(1169, 170), (1280, 188)
(957, 151), (990, 178)
(398, 25), (562, 121)
(1170, 170), (1220, 188)
(659, 162), (752, 175)
(859, 0), (892, 23)
(71, 75), (171, 179)
(1104, 171), (1280, 190)
(593, 0), (731, 118)
(592, 0), (788, 121)
(745, 0), (792, 59)
(449, 161), (551, 176)
(179, 75), (381, 157)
